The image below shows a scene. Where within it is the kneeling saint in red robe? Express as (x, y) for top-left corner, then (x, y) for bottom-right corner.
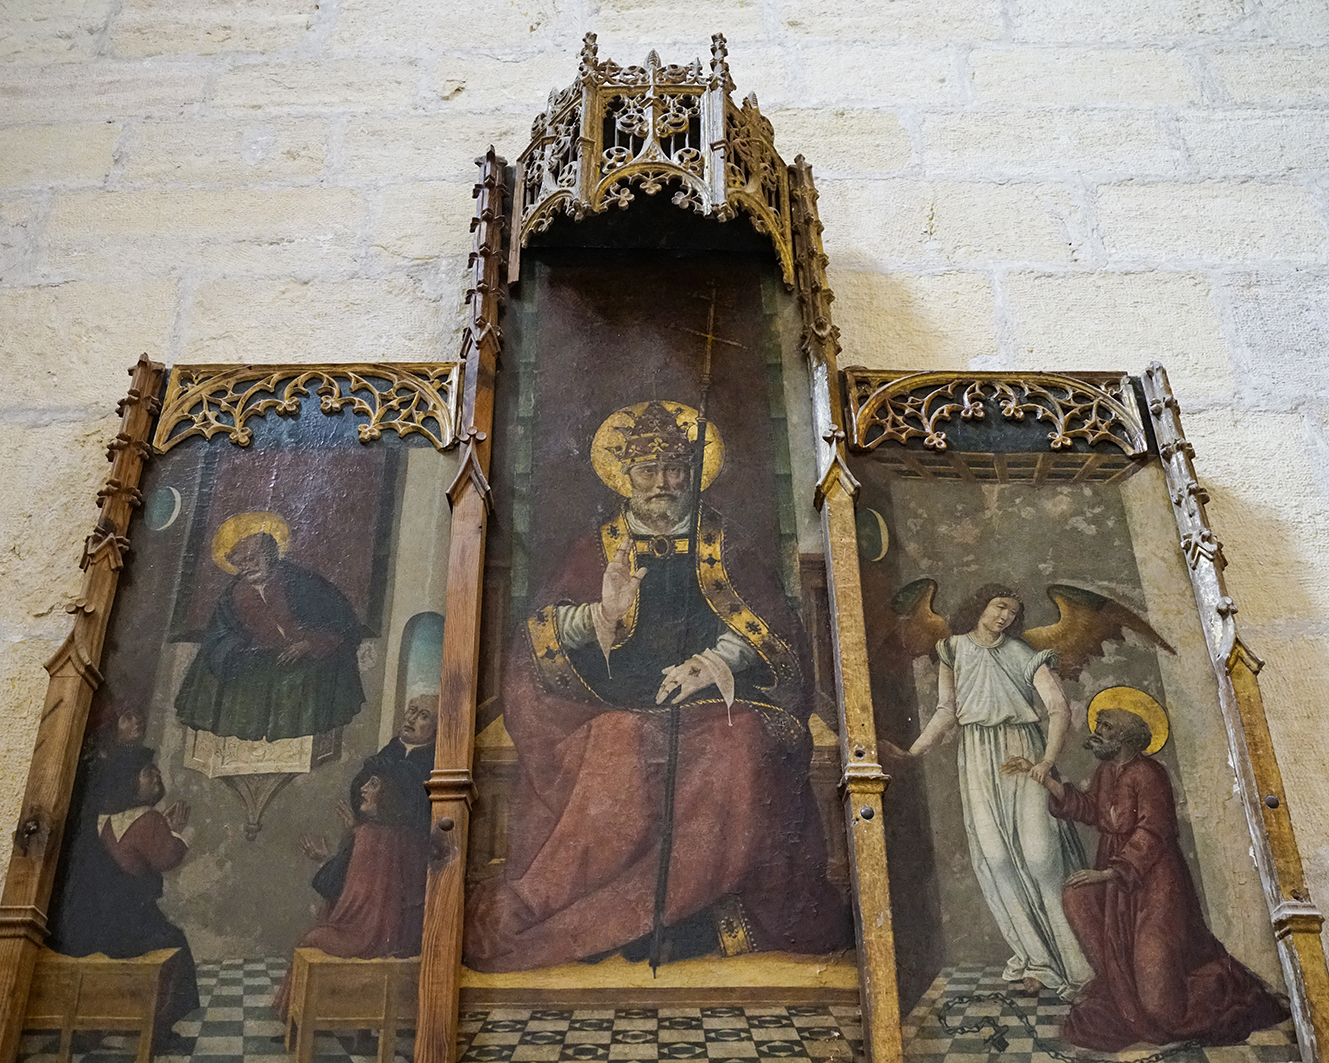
(1012, 699), (1288, 1050)
(464, 401), (851, 972)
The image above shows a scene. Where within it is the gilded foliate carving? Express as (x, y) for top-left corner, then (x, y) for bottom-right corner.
(844, 371), (1148, 457)
(511, 33), (794, 286)
(724, 94), (789, 268)
(153, 363), (461, 454)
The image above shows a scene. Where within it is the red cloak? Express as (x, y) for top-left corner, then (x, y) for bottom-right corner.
(274, 822), (427, 1019)
(463, 505), (849, 972)
(1050, 756), (1288, 1049)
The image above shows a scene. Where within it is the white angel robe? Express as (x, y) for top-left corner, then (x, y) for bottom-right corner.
(937, 633), (1092, 998)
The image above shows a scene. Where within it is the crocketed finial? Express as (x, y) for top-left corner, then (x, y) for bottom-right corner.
(578, 32), (599, 78)
(710, 33), (734, 92)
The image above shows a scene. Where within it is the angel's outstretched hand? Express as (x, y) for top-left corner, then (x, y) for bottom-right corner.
(879, 740), (912, 763)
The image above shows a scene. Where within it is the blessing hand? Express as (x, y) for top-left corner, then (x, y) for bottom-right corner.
(656, 656), (716, 705)
(601, 540), (645, 625)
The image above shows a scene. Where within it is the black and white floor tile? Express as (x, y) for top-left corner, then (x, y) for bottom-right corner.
(18, 959), (1298, 1063)
(18, 960), (862, 1063)
(455, 1005), (863, 1062)
(903, 964), (1298, 1063)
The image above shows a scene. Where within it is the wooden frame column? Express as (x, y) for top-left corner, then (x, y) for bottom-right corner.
(0, 356), (165, 1063)
(417, 149), (507, 1063)
(789, 158), (902, 1063)
(1143, 364), (1329, 1063)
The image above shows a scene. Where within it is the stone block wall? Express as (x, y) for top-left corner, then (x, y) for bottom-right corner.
(1, 0), (1326, 943)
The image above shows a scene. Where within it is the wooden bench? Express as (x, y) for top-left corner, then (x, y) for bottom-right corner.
(22, 947), (178, 1063)
(285, 948), (419, 1063)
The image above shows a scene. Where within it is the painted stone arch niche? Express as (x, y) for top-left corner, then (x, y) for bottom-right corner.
(455, 30), (877, 1032)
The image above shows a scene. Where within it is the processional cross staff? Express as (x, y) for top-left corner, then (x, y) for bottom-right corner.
(648, 283), (743, 975)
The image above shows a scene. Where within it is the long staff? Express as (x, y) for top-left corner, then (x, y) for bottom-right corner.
(648, 291), (718, 976)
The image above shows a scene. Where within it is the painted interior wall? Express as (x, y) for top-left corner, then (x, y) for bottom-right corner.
(2, 0), (1327, 962)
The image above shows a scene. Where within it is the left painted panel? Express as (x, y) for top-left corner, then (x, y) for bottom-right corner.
(21, 367), (458, 1060)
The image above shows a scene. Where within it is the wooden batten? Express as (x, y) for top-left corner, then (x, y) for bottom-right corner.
(0, 356), (165, 1063)
(789, 157), (902, 1063)
(1142, 365), (1329, 1063)
(416, 149), (507, 1063)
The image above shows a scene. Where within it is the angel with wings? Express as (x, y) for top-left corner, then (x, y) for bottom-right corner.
(885, 580), (1174, 1000)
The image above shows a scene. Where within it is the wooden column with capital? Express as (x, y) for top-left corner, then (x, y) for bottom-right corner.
(415, 149), (507, 1063)
(790, 157), (903, 1063)
(0, 356), (166, 1063)
(1143, 363), (1329, 1063)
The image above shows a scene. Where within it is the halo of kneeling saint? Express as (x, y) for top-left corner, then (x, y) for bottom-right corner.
(3, 34), (1324, 1063)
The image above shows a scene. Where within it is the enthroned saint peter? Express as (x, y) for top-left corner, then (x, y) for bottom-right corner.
(464, 400), (850, 972)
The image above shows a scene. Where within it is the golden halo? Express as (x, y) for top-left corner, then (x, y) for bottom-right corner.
(1088, 685), (1169, 756)
(210, 511), (291, 574)
(590, 401), (725, 498)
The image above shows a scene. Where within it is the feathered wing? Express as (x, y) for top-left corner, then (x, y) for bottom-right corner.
(888, 578), (952, 662)
(1023, 584), (1176, 680)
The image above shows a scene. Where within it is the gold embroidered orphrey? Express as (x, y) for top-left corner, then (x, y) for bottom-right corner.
(526, 506), (800, 722)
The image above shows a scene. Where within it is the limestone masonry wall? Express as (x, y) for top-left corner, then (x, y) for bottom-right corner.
(1, 0), (1326, 943)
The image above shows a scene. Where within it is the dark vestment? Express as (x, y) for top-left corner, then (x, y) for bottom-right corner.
(47, 749), (200, 1039)
(464, 504), (851, 972)
(1050, 756), (1288, 1050)
(175, 561), (365, 742)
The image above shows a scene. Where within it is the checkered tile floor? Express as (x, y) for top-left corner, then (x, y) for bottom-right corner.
(19, 959), (1299, 1063)
(19, 957), (403, 1063)
(19, 959), (863, 1063)
(903, 964), (1299, 1063)
(456, 1006), (864, 1061)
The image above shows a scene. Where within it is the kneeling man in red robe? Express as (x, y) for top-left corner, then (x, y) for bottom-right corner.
(1010, 693), (1288, 1050)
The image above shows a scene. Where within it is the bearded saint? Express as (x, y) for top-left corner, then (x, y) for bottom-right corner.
(464, 400), (850, 972)
(1009, 690), (1289, 1050)
(175, 515), (365, 743)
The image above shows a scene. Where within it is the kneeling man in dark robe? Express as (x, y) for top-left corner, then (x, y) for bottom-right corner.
(1009, 692), (1288, 1050)
(47, 746), (199, 1049)
(349, 693), (437, 835)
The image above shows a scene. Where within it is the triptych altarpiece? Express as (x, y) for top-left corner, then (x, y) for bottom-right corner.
(0, 33), (1325, 1063)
